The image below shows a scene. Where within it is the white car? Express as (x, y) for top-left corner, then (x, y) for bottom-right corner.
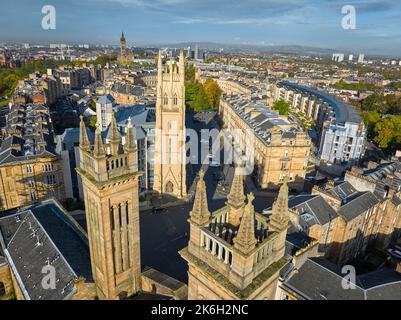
(200, 139), (209, 144)
(262, 208), (270, 215)
(209, 160), (220, 167)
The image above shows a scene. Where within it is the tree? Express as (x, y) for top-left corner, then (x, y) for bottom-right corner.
(89, 100), (96, 111)
(203, 78), (222, 109)
(362, 111), (380, 139)
(185, 64), (196, 83)
(273, 100), (291, 116)
(374, 116), (401, 150)
(88, 116), (97, 131)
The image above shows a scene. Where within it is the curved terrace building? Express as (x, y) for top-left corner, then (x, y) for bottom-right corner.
(271, 81), (366, 168)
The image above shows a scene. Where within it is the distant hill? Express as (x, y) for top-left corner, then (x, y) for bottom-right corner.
(152, 42), (338, 57)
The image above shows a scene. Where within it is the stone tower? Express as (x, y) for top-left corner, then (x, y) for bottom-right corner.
(180, 172), (290, 300)
(76, 115), (141, 300)
(153, 50), (187, 199)
(119, 32), (127, 63)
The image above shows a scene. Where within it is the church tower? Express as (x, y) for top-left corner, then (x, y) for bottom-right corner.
(153, 50), (187, 199)
(76, 115), (141, 300)
(181, 172), (290, 300)
(119, 32), (127, 63)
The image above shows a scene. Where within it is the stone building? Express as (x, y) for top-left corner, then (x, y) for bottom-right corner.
(119, 32), (127, 63)
(76, 115), (142, 299)
(180, 169), (290, 300)
(0, 199), (96, 300)
(286, 172), (401, 267)
(153, 50), (187, 199)
(219, 95), (311, 191)
(0, 103), (64, 210)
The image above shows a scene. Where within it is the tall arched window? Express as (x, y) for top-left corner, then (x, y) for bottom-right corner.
(163, 94), (168, 105)
(173, 94), (178, 105)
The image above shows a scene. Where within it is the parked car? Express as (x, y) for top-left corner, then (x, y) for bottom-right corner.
(388, 248), (401, 259)
(152, 207), (165, 214)
(210, 160), (220, 167)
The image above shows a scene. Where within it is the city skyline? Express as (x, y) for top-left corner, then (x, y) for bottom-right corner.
(1, 0), (401, 56)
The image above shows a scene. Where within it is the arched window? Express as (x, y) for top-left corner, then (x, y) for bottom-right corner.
(0, 282), (5, 296)
(165, 181), (174, 193)
(163, 94), (168, 105)
(173, 94), (178, 105)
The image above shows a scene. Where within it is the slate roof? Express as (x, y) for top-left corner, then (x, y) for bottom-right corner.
(0, 199), (92, 300)
(97, 94), (115, 105)
(328, 181), (358, 201)
(283, 257), (401, 300)
(338, 191), (380, 222)
(288, 194), (338, 226)
(0, 103), (57, 165)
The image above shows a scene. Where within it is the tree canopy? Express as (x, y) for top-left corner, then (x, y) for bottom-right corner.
(373, 116), (401, 151)
(184, 65), (222, 112)
(273, 100), (291, 115)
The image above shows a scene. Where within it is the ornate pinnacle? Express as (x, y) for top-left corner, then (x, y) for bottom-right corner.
(93, 124), (106, 158)
(190, 169), (210, 226)
(79, 116), (90, 151)
(233, 193), (257, 254)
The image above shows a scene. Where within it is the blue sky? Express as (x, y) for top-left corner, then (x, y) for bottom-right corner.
(1, 0), (401, 55)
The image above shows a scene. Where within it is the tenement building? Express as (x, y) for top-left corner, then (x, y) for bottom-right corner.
(0, 102), (64, 210)
(76, 115), (142, 299)
(286, 169), (401, 266)
(270, 81), (366, 167)
(180, 169), (290, 300)
(219, 95), (311, 191)
(153, 50), (187, 198)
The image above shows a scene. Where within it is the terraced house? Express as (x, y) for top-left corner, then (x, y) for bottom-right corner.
(286, 165), (401, 267)
(0, 102), (64, 211)
(220, 94), (311, 192)
(270, 81), (366, 168)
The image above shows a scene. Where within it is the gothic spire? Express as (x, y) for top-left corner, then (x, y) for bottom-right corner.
(189, 170), (210, 226)
(107, 112), (121, 155)
(79, 116), (90, 151)
(233, 193), (257, 254)
(93, 124), (106, 158)
(227, 167), (245, 209)
(124, 117), (136, 152)
(270, 180), (290, 231)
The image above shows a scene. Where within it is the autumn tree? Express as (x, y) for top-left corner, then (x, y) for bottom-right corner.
(203, 78), (222, 109)
(374, 116), (401, 150)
